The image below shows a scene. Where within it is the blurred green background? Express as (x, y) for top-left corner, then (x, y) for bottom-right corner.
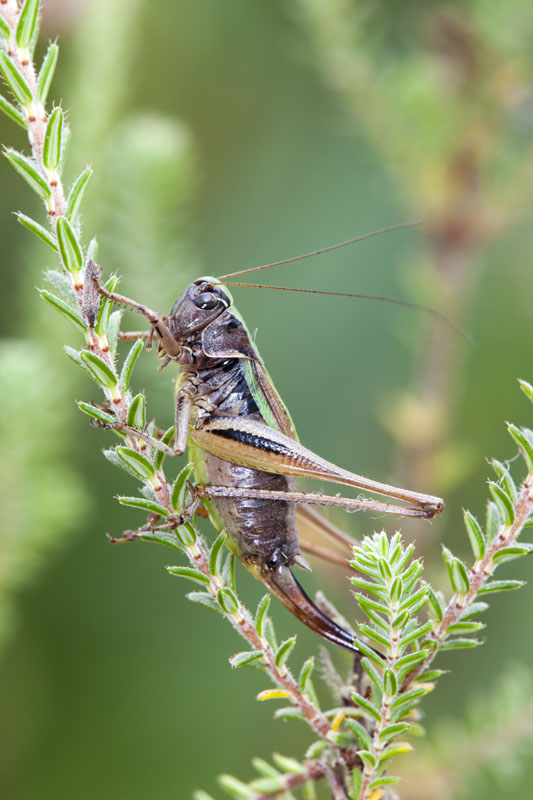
(1, 0), (533, 798)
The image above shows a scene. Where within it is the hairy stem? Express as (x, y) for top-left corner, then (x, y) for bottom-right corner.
(405, 470), (533, 690)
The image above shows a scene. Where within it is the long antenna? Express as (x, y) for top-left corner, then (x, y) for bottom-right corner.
(220, 281), (473, 342)
(217, 220), (422, 280)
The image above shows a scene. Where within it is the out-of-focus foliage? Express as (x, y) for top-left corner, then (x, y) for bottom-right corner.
(0, 341), (87, 648)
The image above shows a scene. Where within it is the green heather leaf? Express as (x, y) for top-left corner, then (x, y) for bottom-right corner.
(217, 774), (253, 798)
(77, 400), (115, 425)
(401, 560), (424, 592)
(186, 591), (221, 614)
(0, 94), (27, 128)
(0, 14), (10, 38)
(105, 447), (142, 479)
(492, 459), (518, 502)
(248, 777), (285, 794)
(40, 289), (87, 332)
(106, 310), (122, 358)
(45, 268), (77, 306)
(463, 509), (486, 560)
(154, 426), (175, 470)
(361, 657), (383, 692)
(507, 423), (533, 473)
(120, 337), (144, 391)
(222, 553), (237, 594)
(37, 41), (58, 103)
(138, 531), (183, 551)
(447, 621), (484, 634)
(395, 542), (415, 572)
(298, 657), (315, 691)
(16, 0), (40, 49)
(415, 669), (445, 682)
(67, 165), (92, 220)
(358, 624), (389, 649)
(356, 639), (384, 666)
(175, 522), (197, 549)
(345, 718), (372, 749)
(80, 350), (117, 388)
(43, 106), (63, 170)
(193, 791), (216, 800)
(450, 558), (470, 595)
(17, 212), (56, 249)
(56, 216), (83, 273)
(477, 579), (525, 595)
(440, 637), (482, 650)
(351, 552), (380, 575)
(391, 610), (410, 630)
(383, 668), (397, 696)
(5, 149), (50, 198)
(390, 687), (428, 713)
(355, 594), (389, 615)
(441, 544), (454, 581)
(358, 601), (388, 632)
(273, 707), (304, 721)
(263, 619), (279, 657)
(117, 495), (168, 516)
(519, 379), (533, 404)
(390, 576), (403, 603)
(167, 565), (210, 586)
(350, 768), (362, 800)
(358, 750), (377, 769)
(460, 601), (489, 618)
(351, 691), (381, 722)
(378, 557), (392, 581)
(369, 776), (400, 790)
(0, 52), (32, 106)
(486, 500), (502, 541)
(255, 594), (271, 638)
(488, 482), (515, 526)
(115, 446), (154, 479)
(305, 740), (329, 759)
(395, 650), (429, 674)
(350, 576), (387, 598)
(170, 462), (194, 510)
(217, 587), (239, 614)
(252, 758), (280, 778)
(379, 722), (410, 743)
(94, 274), (117, 336)
(209, 531), (227, 577)
(381, 741), (412, 759)
(229, 650), (264, 668)
(127, 393), (146, 429)
(399, 620), (434, 649)
(492, 545), (532, 564)
(272, 753), (304, 774)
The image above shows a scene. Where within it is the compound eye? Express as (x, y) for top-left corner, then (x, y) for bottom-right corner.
(194, 292), (218, 310)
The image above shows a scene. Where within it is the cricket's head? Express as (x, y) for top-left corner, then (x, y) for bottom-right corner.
(167, 277), (233, 340)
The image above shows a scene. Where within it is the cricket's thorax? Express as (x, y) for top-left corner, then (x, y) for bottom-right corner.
(185, 356), (300, 570)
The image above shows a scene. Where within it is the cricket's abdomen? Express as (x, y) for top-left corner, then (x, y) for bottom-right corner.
(202, 445), (299, 567)
(190, 358), (300, 569)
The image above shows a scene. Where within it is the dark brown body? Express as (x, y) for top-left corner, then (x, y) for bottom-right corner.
(166, 278), (360, 652)
(191, 360), (301, 573)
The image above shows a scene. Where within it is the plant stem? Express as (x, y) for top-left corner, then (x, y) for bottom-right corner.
(405, 470), (533, 690)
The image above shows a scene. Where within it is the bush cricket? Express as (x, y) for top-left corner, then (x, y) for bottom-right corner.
(95, 226), (445, 654)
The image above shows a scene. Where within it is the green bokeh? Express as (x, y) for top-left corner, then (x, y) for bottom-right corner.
(1, 1), (533, 798)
